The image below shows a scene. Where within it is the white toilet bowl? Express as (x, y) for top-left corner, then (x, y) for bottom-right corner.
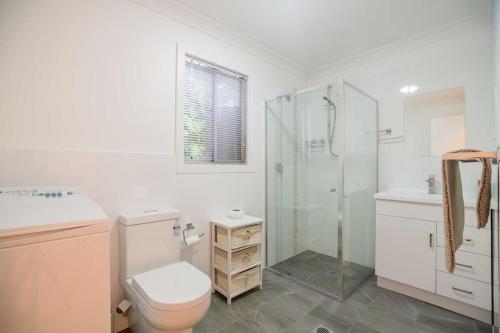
(122, 261), (211, 333)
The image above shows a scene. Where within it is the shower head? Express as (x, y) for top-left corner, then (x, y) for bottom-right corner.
(323, 96), (335, 107)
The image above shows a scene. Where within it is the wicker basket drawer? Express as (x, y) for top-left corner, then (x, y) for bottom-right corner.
(215, 266), (261, 297)
(232, 224), (261, 249)
(214, 226), (229, 249)
(232, 245), (260, 271)
(214, 245), (259, 273)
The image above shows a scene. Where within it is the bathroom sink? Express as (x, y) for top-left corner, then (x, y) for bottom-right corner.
(374, 187), (491, 208)
(375, 187), (441, 202)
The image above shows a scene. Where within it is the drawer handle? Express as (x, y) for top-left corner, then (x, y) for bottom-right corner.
(452, 286), (474, 296)
(428, 233), (433, 248)
(455, 263), (473, 269)
(463, 238), (474, 246)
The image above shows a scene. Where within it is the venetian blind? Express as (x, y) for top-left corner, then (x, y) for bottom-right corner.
(184, 55), (247, 164)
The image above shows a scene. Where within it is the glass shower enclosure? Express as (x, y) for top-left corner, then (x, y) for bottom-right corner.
(265, 80), (378, 300)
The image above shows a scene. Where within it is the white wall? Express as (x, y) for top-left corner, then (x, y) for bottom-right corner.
(495, 0), (500, 145)
(0, 0), (304, 312)
(308, 27), (495, 193)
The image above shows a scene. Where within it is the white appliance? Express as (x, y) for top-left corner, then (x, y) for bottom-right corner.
(118, 209), (211, 333)
(0, 186), (110, 333)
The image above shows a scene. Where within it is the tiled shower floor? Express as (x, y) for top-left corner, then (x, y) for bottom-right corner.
(194, 270), (492, 333)
(269, 250), (374, 298)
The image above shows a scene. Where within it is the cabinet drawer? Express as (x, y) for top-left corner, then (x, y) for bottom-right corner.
(436, 247), (496, 284)
(437, 207), (491, 229)
(437, 223), (496, 257)
(376, 200), (441, 221)
(214, 245), (260, 273)
(232, 245), (260, 272)
(214, 266), (261, 297)
(436, 271), (491, 310)
(232, 224), (261, 249)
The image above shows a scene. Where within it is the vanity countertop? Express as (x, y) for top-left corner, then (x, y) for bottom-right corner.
(374, 187), (497, 209)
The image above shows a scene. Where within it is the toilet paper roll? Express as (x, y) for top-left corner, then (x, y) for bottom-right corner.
(185, 234), (200, 247)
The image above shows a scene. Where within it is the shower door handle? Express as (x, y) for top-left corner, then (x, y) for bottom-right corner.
(275, 163), (283, 174)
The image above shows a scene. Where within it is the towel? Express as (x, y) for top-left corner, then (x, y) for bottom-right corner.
(476, 159), (492, 228)
(442, 149), (491, 273)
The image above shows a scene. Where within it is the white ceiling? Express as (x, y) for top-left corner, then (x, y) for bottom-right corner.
(174, 0), (492, 71)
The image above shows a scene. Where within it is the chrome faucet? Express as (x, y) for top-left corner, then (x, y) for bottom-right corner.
(426, 175), (436, 194)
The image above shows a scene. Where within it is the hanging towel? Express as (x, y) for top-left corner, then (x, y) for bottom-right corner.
(442, 149), (491, 273)
(476, 158), (492, 228)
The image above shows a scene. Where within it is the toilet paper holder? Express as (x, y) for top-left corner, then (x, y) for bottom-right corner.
(183, 223), (205, 243)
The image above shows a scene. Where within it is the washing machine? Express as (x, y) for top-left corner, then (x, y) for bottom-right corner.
(0, 186), (110, 333)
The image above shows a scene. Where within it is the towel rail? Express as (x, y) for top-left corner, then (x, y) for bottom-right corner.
(442, 151), (496, 161)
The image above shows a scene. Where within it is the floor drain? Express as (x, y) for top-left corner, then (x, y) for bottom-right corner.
(313, 325), (333, 333)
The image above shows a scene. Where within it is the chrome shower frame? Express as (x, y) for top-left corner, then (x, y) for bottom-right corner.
(264, 79), (379, 301)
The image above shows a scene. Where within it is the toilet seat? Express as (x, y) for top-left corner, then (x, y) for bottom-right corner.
(132, 261), (211, 312)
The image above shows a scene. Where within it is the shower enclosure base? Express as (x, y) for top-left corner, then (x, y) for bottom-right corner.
(268, 250), (373, 301)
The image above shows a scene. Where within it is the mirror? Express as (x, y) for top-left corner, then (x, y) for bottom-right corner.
(405, 87), (465, 157)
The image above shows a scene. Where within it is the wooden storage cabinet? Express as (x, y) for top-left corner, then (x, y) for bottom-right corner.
(210, 215), (264, 304)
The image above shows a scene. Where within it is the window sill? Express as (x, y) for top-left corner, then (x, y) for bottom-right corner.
(176, 160), (256, 174)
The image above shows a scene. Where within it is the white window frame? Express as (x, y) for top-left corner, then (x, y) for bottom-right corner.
(176, 44), (255, 173)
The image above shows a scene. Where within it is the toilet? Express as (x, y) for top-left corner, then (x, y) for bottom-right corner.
(118, 209), (211, 333)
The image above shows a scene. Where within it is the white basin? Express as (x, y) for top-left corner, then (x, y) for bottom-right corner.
(374, 187), (485, 208)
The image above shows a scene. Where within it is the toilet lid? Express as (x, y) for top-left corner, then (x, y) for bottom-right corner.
(132, 261), (211, 311)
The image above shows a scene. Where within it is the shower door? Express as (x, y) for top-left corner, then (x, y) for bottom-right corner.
(265, 95), (296, 267)
(266, 86), (341, 296)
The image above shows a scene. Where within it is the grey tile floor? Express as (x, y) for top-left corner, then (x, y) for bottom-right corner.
(269, 250), (374, 298)
(193, 270), (493, 333)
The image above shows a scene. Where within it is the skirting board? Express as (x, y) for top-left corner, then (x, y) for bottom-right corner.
(377, 276), (492, 324)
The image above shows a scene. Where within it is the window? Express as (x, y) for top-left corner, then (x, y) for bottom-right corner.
(183, 55), (248, 164)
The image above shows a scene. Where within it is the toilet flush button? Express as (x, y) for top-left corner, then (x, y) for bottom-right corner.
(173, 225), (181, 236)
(173, 220), (181, 236)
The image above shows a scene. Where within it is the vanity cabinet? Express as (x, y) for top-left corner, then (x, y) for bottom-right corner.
(376, 215), (436, 292)
(375, 193), (496, 322)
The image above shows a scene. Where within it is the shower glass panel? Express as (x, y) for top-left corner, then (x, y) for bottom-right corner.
(266, 80), (378, 300)
(341, 82), (378, 297)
